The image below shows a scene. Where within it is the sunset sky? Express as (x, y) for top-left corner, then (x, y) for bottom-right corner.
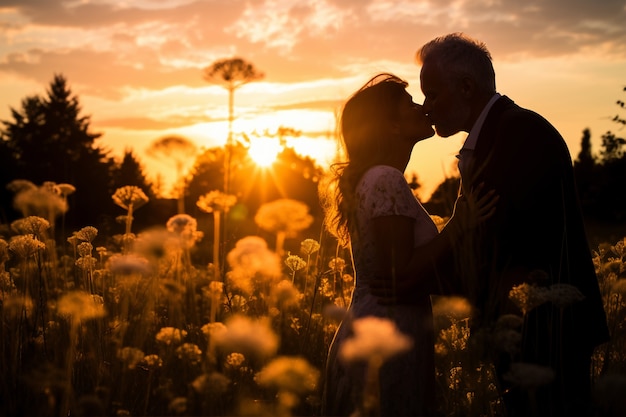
(1, 0), (625, 199)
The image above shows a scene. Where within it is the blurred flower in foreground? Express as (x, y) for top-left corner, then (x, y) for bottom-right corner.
(133, 227), (177, 260)
(339, 316), (412, 363)
(255, 356), (319, 407)
(270, 279), (302, 309)
(432, 296), (472, 322)
(212, 315), (279, 360)
(166, 214), (203, 248)
(2, 294), (34, 320)
(9, 180), (68, 220)
(107, 254), (151, 275)
(57, 291), (106, 322)
(168, 397), (187, 415)
(226, 236), (282, 294)
(117, 347), (145, 370)
(191, 372), (230, 395)
(254, 198), (314, 255)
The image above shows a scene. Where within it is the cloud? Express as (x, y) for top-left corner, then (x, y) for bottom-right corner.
(97, 115), (216, 130)
(1, 0), (624, 100)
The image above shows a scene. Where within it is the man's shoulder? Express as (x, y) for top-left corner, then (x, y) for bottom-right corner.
(496, 96), (557, 131)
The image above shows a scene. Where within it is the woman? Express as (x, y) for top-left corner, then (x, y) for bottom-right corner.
(320, 73), (495, 416)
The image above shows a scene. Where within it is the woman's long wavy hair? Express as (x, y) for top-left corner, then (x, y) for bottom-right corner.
(320, 73), (409, 246)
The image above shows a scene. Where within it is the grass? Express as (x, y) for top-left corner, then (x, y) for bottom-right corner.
(0, 184), (625, 416)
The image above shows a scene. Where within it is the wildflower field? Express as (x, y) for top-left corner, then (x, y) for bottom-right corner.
(1, 182), (626, 417)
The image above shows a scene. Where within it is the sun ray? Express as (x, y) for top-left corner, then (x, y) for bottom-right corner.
(248, 136), (282, 167)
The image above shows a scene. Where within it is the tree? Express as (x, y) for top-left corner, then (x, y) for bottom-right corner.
(202, 57), (264, 193)
(574, 128), (598, 214)
(0, 74), (116, 233)
(595, 86), (626, 223)
(113, 148), (154, 195)
(146, 135), (198, 214)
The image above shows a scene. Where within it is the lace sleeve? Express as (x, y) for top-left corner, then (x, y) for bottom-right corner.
(358, 166), (418, 219)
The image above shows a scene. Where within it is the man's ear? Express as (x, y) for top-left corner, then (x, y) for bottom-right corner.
(460, 76), (475, 98)
(390, 121), (401, 135)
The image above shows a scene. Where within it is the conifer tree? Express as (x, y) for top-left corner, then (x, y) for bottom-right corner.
(0, 74), (116, 232)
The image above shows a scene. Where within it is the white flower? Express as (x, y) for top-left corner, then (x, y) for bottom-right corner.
(117, 347), (145, 370)
(254, 199), (313, 236)
(285, 254), (306, 272)
(212, 315), (279, 360)
(166, 214), (203, 248)
(57, 291), (106, 322)
(432, 296), (472, 322)
(141, 354), (163, 371)
(255, 356), (319, 394)
(508, 283), (550, 315)
(155, 327), (187, 346)
(191, 372), (230, 394)
(226, 236), (282, 294)
(196, 190), (237, 213)
(175, 343), (203, 365)
(112, 186), (149, 211)
(8, 234), (46, 259)
(328, 257), (346, 273)
(270, 279), (302, 308)
(107, 254), (151, 275)
(300, 239), (320, 256)
(74, 226), (98, 243)
(339, 316), (413, 363)
(11, 216), (50, 236)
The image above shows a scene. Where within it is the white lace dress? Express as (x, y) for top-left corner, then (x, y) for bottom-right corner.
(323, 165), (440, 417)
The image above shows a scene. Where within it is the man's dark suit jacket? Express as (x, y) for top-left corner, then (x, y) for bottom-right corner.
(454, 95), (609, 412)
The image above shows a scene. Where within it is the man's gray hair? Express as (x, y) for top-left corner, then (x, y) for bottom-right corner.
(417, 32), (496, 93)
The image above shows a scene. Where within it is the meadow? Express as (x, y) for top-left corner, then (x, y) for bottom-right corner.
(1, 181), (625, 417)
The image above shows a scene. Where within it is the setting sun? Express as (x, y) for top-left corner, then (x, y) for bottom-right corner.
(248, 136), (283, 167)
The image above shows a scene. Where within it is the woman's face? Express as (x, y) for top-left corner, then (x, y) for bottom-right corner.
(395, 91), (435, 142)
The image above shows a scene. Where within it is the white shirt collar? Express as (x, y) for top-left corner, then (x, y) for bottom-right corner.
(462, 93), (501, 151)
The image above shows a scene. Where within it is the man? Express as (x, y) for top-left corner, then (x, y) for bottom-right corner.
(417, 33), (609, 416)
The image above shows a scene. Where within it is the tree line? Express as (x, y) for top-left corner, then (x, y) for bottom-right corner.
(1, 74), (624, 249)
(0, 74), (322, 258)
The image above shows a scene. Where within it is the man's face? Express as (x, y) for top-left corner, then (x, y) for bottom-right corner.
(420, 59), (471, 137)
